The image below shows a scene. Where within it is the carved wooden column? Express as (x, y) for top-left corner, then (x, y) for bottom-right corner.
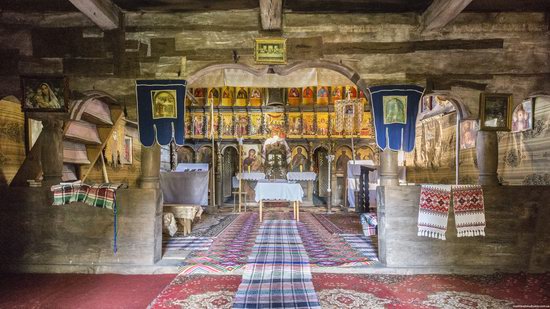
(379, 148), (399, 186)
(40, 118), (64, 186)
(140, 144), (161, 189)
(215, 142), (223, 210)
(476, 130), (499, 185)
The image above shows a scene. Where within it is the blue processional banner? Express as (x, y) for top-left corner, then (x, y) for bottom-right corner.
(135, 80), (187, 146)
(369, 85), (424, 152)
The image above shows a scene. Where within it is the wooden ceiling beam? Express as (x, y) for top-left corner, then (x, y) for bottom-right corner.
(68, 0), (121, 30)
(421, 0), (473, 32)
(260, 0), (283, 30)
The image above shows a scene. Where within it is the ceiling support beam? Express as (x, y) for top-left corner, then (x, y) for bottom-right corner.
(421, 0), (473, 32)
(68, 0), (121, 30)
(259, 0), (283, 30)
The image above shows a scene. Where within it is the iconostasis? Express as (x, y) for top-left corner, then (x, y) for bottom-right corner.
(184, 85), (374, 140)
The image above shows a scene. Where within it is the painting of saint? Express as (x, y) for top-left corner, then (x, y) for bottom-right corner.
(359, 90), (368, 105)
(192, 113), (204, 137)
(185, 114), (192, 137)
(288, 88), (301, 106)
(22, 76), (68, 112)
(317, 86), (329, 105)
(205, 113), (219, 138)
(331, 86), (343, 104)
(302, 87), (314, 105)
(235, 113), (249, 137)
(383, 96), (407, 124)
(330, 112), (341, 137)
(460, 120), (478, 150)
(176, 146), (194, 163)
(242, 145), (262, 172)
(357, 146), (376, 162)
(249, 88), (262, 106)
(316, 113), (329, 137)
(288, 113), (302, 137)
(481, 94), (511, 130)
(152, 90), (177, 119)
(207, 88), (220, 106)
(235, 87), (248, 106)
(221, 87), (234, 106)
(421, 96), (432, 113)
(221, 113), (234, 138)
(267, 113), (285, 137)
(344, 86), (357, 99)
(360, 112), (374, 137)
(291, 146), (310, 172)
(302, 112), (315, 137)
(193, 88), (206, 106)
(197, 146), (212, 165)
(335, 147), (352, 173)
(249, 113), (263, 137)
(512, 99), (533, 133)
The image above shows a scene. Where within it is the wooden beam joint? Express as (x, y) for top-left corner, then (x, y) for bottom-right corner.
(421, 0), (473, 32)
(68, 0), (122, 30)
(259, 0), (283, 30)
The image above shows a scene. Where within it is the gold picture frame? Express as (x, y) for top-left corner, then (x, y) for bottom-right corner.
(254, 38), (287, 64)
(479, 93), (513, 131)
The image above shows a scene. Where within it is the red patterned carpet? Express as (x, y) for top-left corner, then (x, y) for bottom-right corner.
(149, 273), (550, 308)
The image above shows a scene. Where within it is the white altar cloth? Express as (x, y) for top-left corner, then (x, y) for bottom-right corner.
(254, 182), (304, 202)
(286, 172), (317, 181)
(237, 172), (266, 181)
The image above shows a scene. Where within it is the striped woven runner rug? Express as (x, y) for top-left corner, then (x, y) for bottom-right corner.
(232, 220), (320, 309)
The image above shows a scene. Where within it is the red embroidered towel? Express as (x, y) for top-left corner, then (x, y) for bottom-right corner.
(452, 185), (486, 237)
(417, 185), (452, 240)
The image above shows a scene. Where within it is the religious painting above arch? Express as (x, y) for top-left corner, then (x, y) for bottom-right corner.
(317, 86), (330, 105)
(331, 86), (343, 104)
(249, 88), (263, 106)
(193, 88), (206, 106)
(290, 146), (310, 172)
(176, 146), (194, 164)
(235, 87), (248, 106)
(369, 85), (424, 152)
(266, 113), (285, 138)
(136, 79), (186, 147)
(221, 87), (234, 106)
(302, 87), (315, 105)
(287, 87), (301, 106)
(205, 113), (219, 139)
(207, 87), (220, 106)
(197, 145), (212, 165)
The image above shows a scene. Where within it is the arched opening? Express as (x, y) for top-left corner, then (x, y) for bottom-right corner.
(221, 145), (238, 201)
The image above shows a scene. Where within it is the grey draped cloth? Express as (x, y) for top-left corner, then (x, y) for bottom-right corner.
(160, 171), (209, 205)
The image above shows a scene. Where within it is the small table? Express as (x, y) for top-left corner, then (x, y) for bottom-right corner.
(286, 172), (317, 206)
(254, 182), (304, 222)
(163, 204), (203, 235)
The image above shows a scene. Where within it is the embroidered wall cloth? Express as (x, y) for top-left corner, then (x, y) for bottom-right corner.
(369, 85), (424, 152)
(136, 80), (187, 146)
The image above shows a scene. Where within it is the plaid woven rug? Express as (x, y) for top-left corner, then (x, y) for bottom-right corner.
(340, 234), (379, 261)
(232, 220), (320, 309)
(162, 236), (213, 251)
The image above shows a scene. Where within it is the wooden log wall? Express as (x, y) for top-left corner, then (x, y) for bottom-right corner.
(0, 9), (549, 186)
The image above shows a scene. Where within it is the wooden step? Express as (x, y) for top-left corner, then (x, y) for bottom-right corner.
(62, 164), (78, 182)
(64, 120), (102, 145)
(81, 98), (114, 126)
(62, 140), (91, 164)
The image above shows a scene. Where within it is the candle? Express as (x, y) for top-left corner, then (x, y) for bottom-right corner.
(248, 165), (251, 173)
(300, 164), (303, 172)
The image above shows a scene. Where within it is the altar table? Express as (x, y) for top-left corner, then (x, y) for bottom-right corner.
(255, 181), (304, 222)
(286, 172), (317, 206)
